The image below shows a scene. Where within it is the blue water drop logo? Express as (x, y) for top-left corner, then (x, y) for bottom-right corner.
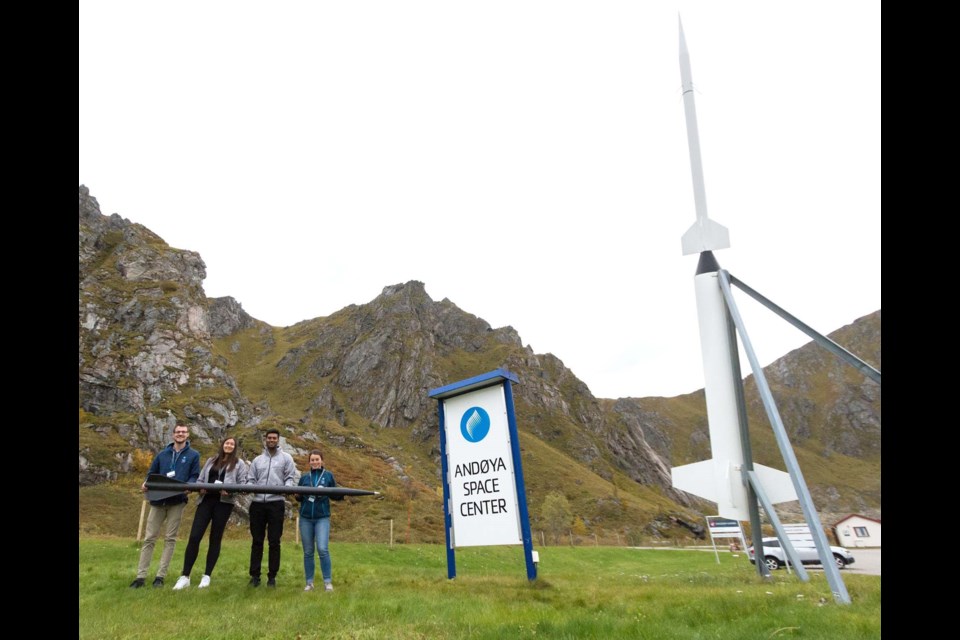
(460, 407), (490, 443)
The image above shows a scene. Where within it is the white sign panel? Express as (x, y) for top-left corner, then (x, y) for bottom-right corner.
(706, 516), (744, 539)
(705, 515), (747, 559)
(443, 384), (522, 547)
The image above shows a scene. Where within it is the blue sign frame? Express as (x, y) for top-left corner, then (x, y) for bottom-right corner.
(429, 368), (537, 580)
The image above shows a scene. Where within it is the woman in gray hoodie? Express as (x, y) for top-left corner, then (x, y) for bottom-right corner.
(171, 436), (248, 590)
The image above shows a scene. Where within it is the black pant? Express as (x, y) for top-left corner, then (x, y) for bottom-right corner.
(181, 497), (234, 577)
(249, 500), (285, 580)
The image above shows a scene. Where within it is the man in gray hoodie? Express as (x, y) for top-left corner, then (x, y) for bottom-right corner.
(246, 428), (297, 587)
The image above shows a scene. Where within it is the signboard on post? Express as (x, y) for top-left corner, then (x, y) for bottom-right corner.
(429, 369), (536, 580)
(443, 385), (522, 547)
(705, 516), (747, 564)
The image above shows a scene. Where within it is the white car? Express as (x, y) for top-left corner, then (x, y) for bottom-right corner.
(748, 537), (855, 571)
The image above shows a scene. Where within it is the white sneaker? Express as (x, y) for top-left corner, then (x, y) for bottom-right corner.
(324, 582), (333, 592)
(198, 575), (211, 589)
(304, 583), (314, 591)
(173, 576), (191, 591)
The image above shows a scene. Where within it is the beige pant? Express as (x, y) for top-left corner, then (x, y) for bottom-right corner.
(136, 502), (187, 579)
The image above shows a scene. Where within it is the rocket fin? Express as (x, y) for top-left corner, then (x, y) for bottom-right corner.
(671, 459), (718, 503)
(681, 218), (730, 255)
(145, 473), (188, 502)
(753, 464), (798, 504)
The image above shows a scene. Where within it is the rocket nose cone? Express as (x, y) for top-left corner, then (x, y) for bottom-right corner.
(696, 251), (721, 275)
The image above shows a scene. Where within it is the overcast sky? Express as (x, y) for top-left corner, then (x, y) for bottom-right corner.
(79, 1), (880, 400)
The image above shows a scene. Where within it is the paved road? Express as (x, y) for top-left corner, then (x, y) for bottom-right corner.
(798, 548), (880, 576)
(632, 546), (881, 576)
(842, 548), (880, 576)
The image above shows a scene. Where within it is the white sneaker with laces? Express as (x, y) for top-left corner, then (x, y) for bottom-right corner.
(198, 575), (211, 589)
(173, 576), (191, 591)
(304, 583), (314, 591)
(324, 582), (333, 592)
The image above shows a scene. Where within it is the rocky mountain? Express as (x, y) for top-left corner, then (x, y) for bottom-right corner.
(79, 188), (250, 484)
(78, 185), (881, 541)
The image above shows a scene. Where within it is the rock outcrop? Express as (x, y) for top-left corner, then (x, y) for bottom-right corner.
(79, 186), (249, 479)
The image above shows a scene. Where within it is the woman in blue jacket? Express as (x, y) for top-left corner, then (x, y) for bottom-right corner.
(296, 449), (343, 591)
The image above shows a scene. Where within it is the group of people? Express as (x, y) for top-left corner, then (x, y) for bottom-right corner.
(130, 426), (343, 593)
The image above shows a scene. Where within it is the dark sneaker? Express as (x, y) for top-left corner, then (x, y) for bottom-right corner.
(152, 577), (165, 588)
(129, 578), (145, 589)
(267, 578), (277, 588)
(249, 577), (261, 587)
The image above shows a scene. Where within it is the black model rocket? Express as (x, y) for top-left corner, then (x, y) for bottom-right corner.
(144, 474), (379, 503)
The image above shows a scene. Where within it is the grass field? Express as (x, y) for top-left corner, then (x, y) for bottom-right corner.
(79, 537), (880, 639)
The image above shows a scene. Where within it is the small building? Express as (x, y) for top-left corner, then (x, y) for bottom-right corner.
(833, 514), (881, 548)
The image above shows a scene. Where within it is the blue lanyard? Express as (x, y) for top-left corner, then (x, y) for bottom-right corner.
(170, 448), (182, 472)
(313, 469), (325, 487)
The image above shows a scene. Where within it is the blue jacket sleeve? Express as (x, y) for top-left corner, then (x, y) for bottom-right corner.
(144, 452), (162, 483)
(295, 472), (309, 502)
(187, 451), (201, 483)
(330, 473), (345, 501)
